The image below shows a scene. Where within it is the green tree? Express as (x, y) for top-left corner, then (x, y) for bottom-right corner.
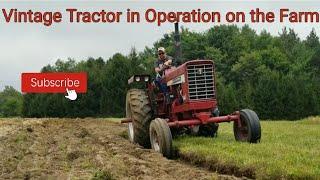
(0, 86), (23, 117)
(305, 28), (320, 49)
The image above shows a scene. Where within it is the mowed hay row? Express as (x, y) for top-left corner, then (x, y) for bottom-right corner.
(174, 116), (320, 179)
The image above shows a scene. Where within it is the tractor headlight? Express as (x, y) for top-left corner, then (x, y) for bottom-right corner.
(144, 76), (149, 82)
(135, 76), (141, 82)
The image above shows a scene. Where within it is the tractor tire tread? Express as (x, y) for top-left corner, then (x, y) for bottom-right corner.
(127, 89), (152, 148)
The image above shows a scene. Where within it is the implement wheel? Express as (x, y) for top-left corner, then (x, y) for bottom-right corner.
(149, 118), (173, 158)
(126, 89), (152, 148)
(234, 109), (261, 143)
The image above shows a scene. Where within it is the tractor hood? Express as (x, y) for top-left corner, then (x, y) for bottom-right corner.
(164, 60), (214, 83)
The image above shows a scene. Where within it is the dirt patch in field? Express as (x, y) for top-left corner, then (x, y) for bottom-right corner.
(0, 118), (242, 180)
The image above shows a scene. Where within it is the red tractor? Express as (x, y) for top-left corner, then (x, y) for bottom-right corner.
(122, 24), (261, 158)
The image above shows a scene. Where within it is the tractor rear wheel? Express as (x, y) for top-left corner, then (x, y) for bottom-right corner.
(149, 118), (173, 158)
(126, 89), (152, 148)
(233, 109), (261, 143)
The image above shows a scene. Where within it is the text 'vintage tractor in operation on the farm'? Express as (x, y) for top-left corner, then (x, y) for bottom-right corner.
(122, 23), (261, 158)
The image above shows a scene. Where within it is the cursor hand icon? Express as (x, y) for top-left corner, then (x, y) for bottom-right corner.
(65, 88), (77, 101)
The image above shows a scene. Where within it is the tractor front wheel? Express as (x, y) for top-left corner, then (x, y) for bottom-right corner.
(149, 118), (173, 158)
(233, 109), (261, 143)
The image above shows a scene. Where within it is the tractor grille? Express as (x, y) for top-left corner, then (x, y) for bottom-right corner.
(187, 63), (215, 100)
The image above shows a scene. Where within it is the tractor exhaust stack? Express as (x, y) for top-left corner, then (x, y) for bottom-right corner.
(174, 23), (182, 65)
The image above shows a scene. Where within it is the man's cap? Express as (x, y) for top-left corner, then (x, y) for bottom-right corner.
(157, 47), (165, 53)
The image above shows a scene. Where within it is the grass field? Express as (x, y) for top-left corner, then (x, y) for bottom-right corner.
(173, 116), (320, 179)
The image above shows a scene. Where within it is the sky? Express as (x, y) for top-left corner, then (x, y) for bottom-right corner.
(0, 1), (319, 91)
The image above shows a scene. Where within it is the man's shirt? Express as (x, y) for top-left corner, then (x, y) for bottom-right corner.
(154, 55), (173, 76)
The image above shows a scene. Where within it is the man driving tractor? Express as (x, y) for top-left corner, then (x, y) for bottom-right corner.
(154, 47), (174, 101)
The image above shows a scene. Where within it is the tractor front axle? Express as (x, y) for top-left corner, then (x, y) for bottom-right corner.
(167, 113), (240, 127)
(121, 112), (240, 128)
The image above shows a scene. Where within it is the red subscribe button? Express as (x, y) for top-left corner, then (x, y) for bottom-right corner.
(21, 72), (87, 93)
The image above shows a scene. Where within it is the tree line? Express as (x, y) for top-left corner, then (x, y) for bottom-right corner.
(2, 25), (320, 120)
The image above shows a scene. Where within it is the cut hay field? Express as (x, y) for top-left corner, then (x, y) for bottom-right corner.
(174, 116), (320, 179)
